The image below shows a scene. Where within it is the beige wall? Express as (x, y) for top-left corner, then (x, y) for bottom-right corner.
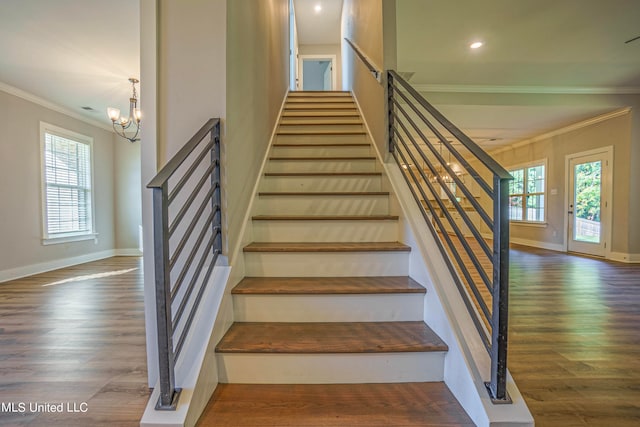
(157, 0), (227, 164)
(226, 0), (290, 262)
(0, 89), (141, 279)
(488, 111), (634, 256)
(341, 0), (396, 155)
(299, 44), (342, 89)
(115, 139), (142, 251)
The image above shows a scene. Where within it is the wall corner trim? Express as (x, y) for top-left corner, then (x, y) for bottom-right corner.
(0, 81), (114, 133)
(490, 107), (632, 156)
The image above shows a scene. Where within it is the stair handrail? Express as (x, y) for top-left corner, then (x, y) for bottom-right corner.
(344, 38), (382, 83)
(387, 70), (512, 403)
(147, 118), (223, 410)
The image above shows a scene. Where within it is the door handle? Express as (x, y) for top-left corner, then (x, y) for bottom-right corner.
(568, 211), (573, 214)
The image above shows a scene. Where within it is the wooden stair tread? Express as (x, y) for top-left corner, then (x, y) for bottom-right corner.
(251, 214), (398, 221)
(264, 172), (381, 177)
(279, 120), (363, 125)
(232, 276), (425, 295)
(216, 321), (447, 353)
(284, 106), (359, 111)
(269, 156), (375, 161)
(243, 242), (411, 252)
(282, 111), (360, 117)
(287, 98), (355, 103)
(272, 142), (370, 147)
(198, 383), (473, 426)
(288, 91), (351, 96)
(277, 129), (366, 135)
(258, 190), (388, 195)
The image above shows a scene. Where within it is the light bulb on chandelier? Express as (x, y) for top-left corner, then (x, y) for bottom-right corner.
(107, 78), (141, 142)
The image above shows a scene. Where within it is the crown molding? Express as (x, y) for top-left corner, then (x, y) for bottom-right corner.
(412, 84), (640, 95)
(0, 81), (114, 133)
(490, 107), (632, 155)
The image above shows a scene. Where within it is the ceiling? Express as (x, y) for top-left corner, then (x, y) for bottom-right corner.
(0, 0), (139, 129)
(396, 0), (640, 150)
(294, 0), (343, 45)
(0, 0), (638, 149)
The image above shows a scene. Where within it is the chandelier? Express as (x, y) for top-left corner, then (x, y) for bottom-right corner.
(107, 78), (141, 142)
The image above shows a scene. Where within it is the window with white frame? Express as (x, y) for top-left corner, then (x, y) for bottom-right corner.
(41, 123), (95, 243)
(508, 161), (546, 223)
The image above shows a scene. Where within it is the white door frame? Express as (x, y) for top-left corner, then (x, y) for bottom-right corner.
(563, 146), (613, 258)
(298, 54), (337, 91)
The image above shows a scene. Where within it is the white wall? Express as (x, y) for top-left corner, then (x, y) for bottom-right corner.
(0, 89), (140, 282)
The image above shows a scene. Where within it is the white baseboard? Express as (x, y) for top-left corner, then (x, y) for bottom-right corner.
(509, 237), (565, 252)
(0, 248), (143, 284)
(115, 248), (144, 256)
(0, 250), (119, 284)
(609, 252), (640, 263)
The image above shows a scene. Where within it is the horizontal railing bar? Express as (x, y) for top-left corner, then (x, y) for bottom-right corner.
(393, 142), (493, 333)
(169, 183), (217, 238)
(390, 87), (494, 201)
(169, 189), (215, 270)
(168, 159), (216, 206)
(393, 119), (494, 293)
(174, 249), (220, 361)
(170, 212), (214, 303)
(167, 141), (214, 203)
(389, 71), (510, 181)
(172, 231), (219, 333)
(391, 99), (495, 236)
(344, 38), (382, 82)
(148, 119), (220, 189)
(394, 129), (493, 320)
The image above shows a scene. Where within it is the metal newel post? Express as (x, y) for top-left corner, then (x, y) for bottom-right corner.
(153, 184), (181, 410)
(487, 175), (511, 403)
(388, 71), (395, 153)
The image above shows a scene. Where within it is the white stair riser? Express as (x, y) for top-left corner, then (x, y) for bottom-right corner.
(260, 175), (382, 192)
(266, 159), (377, 173)
(271, 146), (372, 157)
(285, 103), (356, 110)
(216, 352), (445, 384)
(278, 124), (364, 132)
(255, 195), (390, 215)
(233, 294), (424, 322)
(280, 118), (362, 125)
(252, 220), (398, 242)
(276, 134), (367, 145)
(244, 251), (409, 277)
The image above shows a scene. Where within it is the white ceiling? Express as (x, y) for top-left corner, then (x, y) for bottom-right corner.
(396, 0), (640, 149)
(294, 0), (343, 45)
(0, 0), (139, 129)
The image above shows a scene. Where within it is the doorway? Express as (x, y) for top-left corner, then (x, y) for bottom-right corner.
(299, 55), (337, 91)
(566, 147), (613, 257)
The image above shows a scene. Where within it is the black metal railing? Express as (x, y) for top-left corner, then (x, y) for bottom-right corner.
(147, 118), (223, 410)
(387, 70), (512, 402)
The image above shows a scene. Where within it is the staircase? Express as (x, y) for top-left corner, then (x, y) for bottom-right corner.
(199, 92), (473, 425)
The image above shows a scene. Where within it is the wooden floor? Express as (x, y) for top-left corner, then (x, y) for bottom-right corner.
(0, 257), (148, 427)
(2, 249), (639, 426)
(508, 245), (640, 426)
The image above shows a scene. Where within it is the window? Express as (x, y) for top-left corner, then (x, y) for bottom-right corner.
(41, 123), (95, 243)
(508, 161), (546, 223)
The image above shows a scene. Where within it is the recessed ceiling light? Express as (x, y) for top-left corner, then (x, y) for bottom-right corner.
(470, 41), (483, 49)
(314, 4), (322, 13)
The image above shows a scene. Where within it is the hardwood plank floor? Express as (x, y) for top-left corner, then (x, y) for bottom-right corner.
(0, 257), (148, 426)
(508, 245), (640, 426)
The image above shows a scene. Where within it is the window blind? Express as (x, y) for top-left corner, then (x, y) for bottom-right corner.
(44, 132), (93, 237)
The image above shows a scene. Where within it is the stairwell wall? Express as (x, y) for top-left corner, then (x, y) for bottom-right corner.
(341, 0), (396, 156)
